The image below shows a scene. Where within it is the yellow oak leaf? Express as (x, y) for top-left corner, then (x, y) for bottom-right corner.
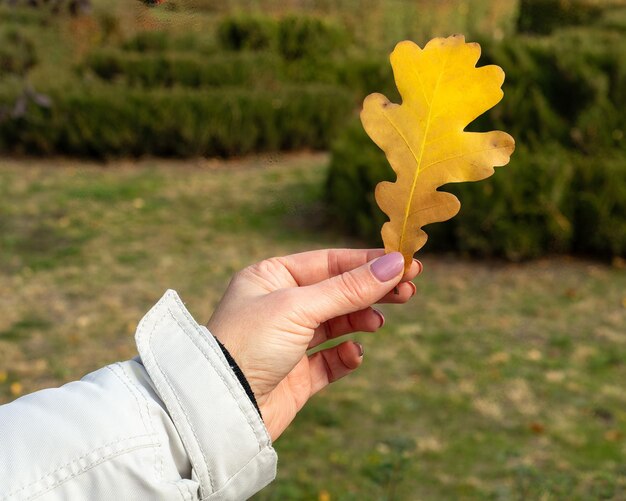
(361, 35), (515, 269)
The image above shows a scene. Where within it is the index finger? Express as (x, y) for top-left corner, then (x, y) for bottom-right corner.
(276, 248), (421, 286)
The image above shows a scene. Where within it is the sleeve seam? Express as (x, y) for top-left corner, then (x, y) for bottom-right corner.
(201, 446), (275, 501)
(171, 479), (193, 500)
(0, 435), (159, 500)
(105, 365), (150, 434)
(111, 362), (163, 482)
(136, 291), (272, 496)
(144, 317), (216, 494)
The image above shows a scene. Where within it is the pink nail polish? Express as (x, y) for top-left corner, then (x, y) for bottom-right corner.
(354, 342), (364, 357)
(413, 259), (424, 275)
(372, 308), (385, 328)
(371, 252), (404, 282)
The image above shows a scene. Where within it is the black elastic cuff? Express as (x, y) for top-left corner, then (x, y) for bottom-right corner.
(215, 339), (262, 418)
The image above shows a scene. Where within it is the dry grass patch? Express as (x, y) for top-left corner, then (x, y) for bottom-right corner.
(1, 154), (625, 499)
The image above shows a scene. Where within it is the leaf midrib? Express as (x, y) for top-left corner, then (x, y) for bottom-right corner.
(384, 50), (451, 254)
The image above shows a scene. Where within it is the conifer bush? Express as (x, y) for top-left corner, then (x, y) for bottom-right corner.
(0, 27), (36, 77)
(216, 13), (349, 59)
(122, 31), (169, 52)
(216, 15), (277, 52)
(326, 120), (626, 259)
(572, 154), (626, 257)
(0, 84), (352, 158)
(284, 54), (395, 101)
(326, 26), (626, 259)
(276, 15), (348, 60)
(84, 49), (283, 88)
(517, 0), (602, 35)
(476, 31), (626, 153)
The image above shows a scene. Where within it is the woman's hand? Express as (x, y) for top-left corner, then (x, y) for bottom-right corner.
(207, 248), (422, 441)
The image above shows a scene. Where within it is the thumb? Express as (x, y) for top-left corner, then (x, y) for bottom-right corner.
(296, 252), (405, 324)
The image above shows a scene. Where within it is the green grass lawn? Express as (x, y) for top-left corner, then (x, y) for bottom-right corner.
(1, 154), (625, 500)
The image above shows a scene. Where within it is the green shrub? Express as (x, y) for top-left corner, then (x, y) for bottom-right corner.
(572, 154), (626, 257)
(216, 15), (276, 51)
(326, 120), (626, 259)
(84, 49), (284, 88)
(0, 27), (37, 77)
(276, 15), (348, 60)
(122, 31), (169, 52)
(324, 28), (626, 259)
(326, 120), (466, 254)
(84, 47), (394, 101)
(0, 83), (353, 158)
(325, 120), (392, 244)
(0, 4), (48, 25)
(517, 0), (603, 35)
(477, 31), (626, 153)
(292, 29), (624, 166)
(285, 53), (397, 101)
(122, 30), (215, 54)
(448, 145), (577, 260)
(216, 14), (349, 59)
(598, 7), (626, 32)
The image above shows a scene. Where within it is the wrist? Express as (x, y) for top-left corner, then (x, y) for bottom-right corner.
(215, 338), (262, 418)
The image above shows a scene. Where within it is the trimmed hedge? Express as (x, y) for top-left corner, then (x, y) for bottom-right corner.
(600, 7), (626, 32)
(326, 28), (626, 259)
(121, 30), (215, 53)
(285, 53), (396, 101)
(0, 84), (353, 158)
(0, 27), (36, 77)
(217, 15), (276, 52)
(216, 14), (348, 59)
(326, 120), (626, 260)
(276, 15), (349, 60)
(84, 49), (284, 88)
(476, 30), (626, 154)
(84, 47), (394, 101)
(573, 155), (626, 257)
(325, 121), (393, 245)
(122, 31), (170, 52)
(141, 27), (622, 152)
(517, 0), (603, 35)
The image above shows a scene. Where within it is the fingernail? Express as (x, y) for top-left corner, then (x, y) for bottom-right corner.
(413, 259), (423, 275)
(354, 341), (364, 357)
(371, 252), (404, 282)
(407, 281), (417, 297)
(373, 308), (385, 328)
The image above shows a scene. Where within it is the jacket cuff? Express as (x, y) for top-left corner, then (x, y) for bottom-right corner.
(135, 289), (277, 500)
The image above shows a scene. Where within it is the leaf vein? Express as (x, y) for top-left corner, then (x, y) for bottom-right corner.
(398, 50), (452, 253)
(412, 67), (431, 107)
(420, 145), (508, 174)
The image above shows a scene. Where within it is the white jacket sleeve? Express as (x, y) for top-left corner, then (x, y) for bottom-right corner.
(0, 290), (277, 501)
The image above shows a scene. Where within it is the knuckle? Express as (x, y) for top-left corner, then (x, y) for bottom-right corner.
(326, 249), (342, 278)
(246, 258), (281, 277)
(229, 269), (247, 287)
(238, 257), (290, 290)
